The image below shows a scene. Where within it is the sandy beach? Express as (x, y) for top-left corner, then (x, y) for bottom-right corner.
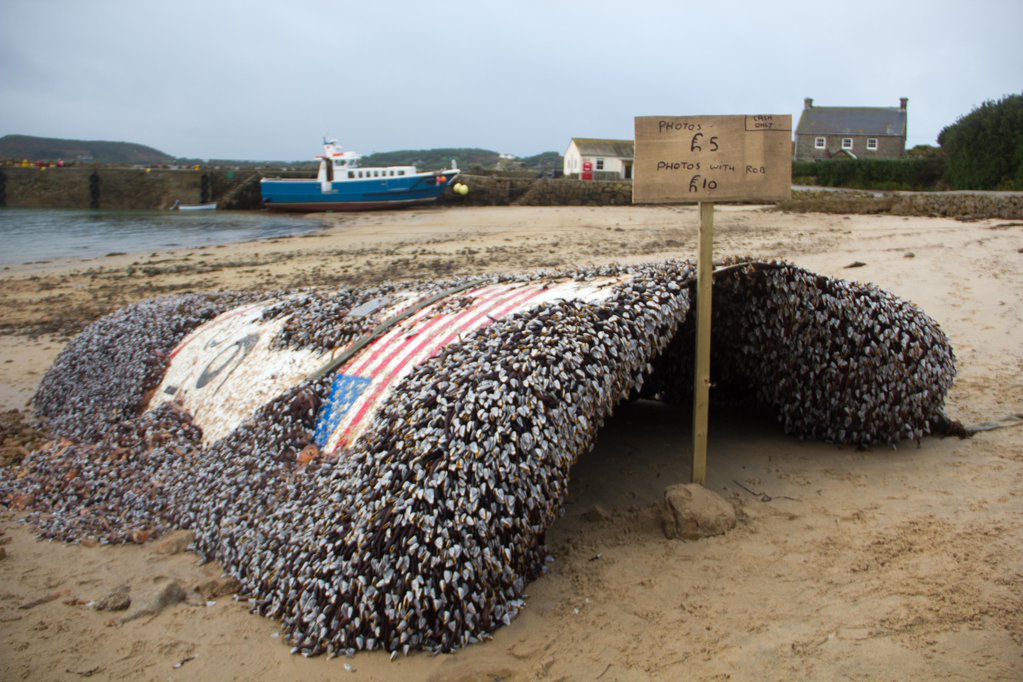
(1, 205), (1021, 680)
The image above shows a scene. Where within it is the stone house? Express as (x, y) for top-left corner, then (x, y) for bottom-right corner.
(794, 98), (908, 161)
(563, 138), (634, 180)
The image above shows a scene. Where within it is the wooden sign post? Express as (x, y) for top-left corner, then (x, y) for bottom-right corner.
(633, 114), (792, 485)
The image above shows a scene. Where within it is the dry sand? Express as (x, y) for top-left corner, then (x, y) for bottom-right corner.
(0, 205), (1021, 680)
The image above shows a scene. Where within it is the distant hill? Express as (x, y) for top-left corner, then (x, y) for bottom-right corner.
(0, 134), (175, 165)
(361, 148), (563, 173)
(518, 151), (563, 173)
(362, 147), (498, 170)
(0, 135), (565, 172)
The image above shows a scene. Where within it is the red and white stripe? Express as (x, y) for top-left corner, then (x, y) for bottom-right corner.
(324, 282), (550, 452)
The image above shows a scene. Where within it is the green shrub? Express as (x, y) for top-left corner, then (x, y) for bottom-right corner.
(938, 93), (1023, 190)
(791, 157), (945, 191)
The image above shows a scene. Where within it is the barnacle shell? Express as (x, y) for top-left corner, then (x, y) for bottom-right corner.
(2, 258), (955, 656)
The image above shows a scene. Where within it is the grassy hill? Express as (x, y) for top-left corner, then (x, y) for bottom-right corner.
(0, 135), (175, 165)
(0, 135), (564, 172)
(361, 148), (562, 173)
(362, 148), (497, 170)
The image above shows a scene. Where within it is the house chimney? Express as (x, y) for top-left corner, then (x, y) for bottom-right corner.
(900, 97), (908, 110)
(804, 97), (814, 110)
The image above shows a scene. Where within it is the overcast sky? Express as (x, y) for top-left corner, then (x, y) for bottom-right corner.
(1, 0), (1020, 160)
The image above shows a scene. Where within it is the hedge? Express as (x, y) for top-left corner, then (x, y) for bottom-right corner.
(792, 157), (946, 191)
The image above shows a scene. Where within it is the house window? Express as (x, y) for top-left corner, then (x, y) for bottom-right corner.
(814, 137), (826, 149)
(842, 138), (853, 150)
(867, 138), (878, 151)
(596, 158), (604, 170)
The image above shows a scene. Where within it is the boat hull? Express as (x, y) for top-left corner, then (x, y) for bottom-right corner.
(261, 173), (457, 212)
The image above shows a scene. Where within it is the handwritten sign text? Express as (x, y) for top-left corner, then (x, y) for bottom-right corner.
(633, 115), (792, 203)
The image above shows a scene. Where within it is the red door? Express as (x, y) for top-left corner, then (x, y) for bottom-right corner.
(581, 161), (593, 181)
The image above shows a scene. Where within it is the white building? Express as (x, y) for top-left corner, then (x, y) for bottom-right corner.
(563, 138), (634, 180)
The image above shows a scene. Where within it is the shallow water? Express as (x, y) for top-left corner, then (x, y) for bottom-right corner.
(0, 208), (322, 265)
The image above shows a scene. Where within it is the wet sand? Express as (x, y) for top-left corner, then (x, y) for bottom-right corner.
(1, 205), (1021, 680)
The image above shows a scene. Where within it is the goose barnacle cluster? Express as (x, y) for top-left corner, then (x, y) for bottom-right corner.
(2, 258), (955, 656)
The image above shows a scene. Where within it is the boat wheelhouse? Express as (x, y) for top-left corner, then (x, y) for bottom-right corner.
(260, 140), (459, 212)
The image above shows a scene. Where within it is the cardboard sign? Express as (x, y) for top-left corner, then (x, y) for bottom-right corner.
(633, 115), (792, 203)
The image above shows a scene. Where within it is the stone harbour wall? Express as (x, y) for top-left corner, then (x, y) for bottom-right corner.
(0, 167), (637, 210)
(445, 175), (632, 207)
(4, 165), (1020, 218)
(776, 189), (1023, 220)
(0, 166), (261, 210)
(514, 178), (633, 206)
(889, 191), (1023, 220)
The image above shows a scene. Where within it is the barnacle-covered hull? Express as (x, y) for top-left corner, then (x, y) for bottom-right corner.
(4, 259), (955, 656)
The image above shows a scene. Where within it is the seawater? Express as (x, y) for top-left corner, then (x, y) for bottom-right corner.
(0, 208), (323, 266)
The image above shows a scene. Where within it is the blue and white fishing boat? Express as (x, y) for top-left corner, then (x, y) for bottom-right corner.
(260, 139), (460, 211)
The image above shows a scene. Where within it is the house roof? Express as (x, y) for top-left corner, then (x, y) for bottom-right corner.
(796, 107), (906, 137)
(570, 138), (635, 158)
